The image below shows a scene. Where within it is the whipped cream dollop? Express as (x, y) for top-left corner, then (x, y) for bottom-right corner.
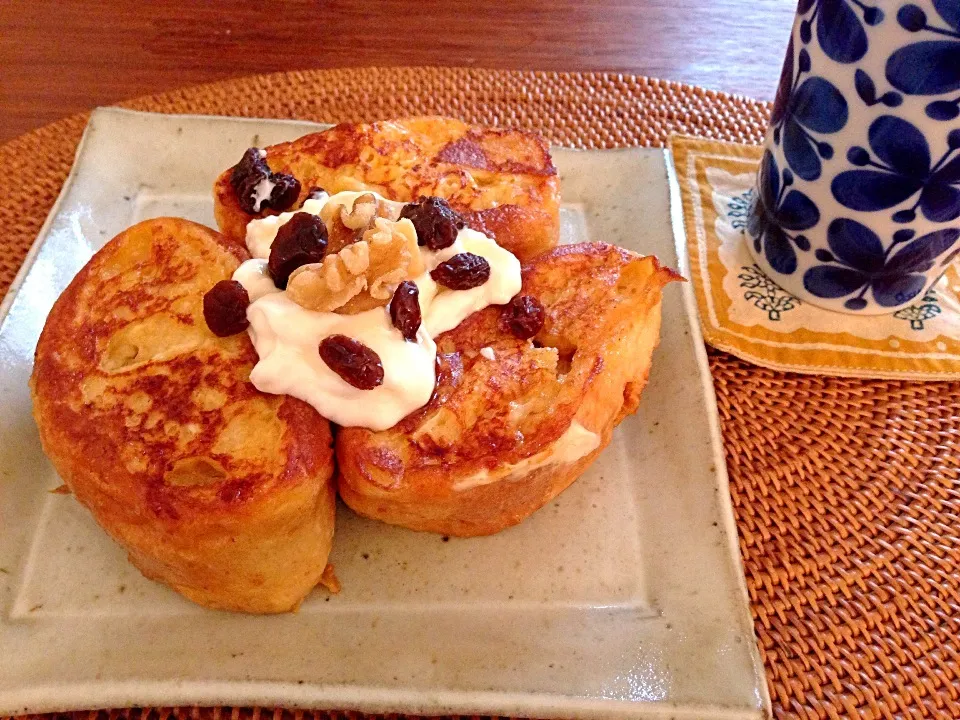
(232, 258), (279, 302)
(232, 190), (521, 430)
(244, 190), (408, 258)
(250, 178), (276, 213)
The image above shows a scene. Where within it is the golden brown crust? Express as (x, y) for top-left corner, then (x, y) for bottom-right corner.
(30, 218), (336, 613)
(337, 243), (680, 536)
(213, 116), (560, 261)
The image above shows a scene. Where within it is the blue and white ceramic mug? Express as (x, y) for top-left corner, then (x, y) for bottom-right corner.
(747, 0), (960, 313)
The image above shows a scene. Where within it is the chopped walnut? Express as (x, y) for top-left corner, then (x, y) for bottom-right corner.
(339, 240), (370, 275)
(325, 218), (360, 257)
(365, 218), (424, 298)
(340, 193), (378, 230)
(285, 216), (424, 314)
(321, 192), (405, 255)
(286, 253), (367, 313)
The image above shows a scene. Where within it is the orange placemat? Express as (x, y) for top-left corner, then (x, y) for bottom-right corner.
(2, 67), (958, 720)
(669, 135), (960, 380)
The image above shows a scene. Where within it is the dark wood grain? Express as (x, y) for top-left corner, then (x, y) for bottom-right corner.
(0, 0), (794, 143)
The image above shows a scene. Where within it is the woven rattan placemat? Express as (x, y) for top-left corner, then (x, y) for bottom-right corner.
(2, 67), (958, 720)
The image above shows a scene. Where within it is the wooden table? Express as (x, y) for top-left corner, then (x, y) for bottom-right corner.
(0, 0), (794, 144)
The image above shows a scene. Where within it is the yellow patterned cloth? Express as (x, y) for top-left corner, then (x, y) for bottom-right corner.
(670, 135), (960, 380)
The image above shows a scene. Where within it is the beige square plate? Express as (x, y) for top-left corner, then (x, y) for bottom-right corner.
(0, 109), (769, 719)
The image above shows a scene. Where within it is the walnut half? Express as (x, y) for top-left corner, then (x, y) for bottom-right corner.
(286, 217), (424, 314)
(321, 192), (405, 255)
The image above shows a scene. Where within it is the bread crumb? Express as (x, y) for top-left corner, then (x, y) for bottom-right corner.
(318, 563), (341, 594)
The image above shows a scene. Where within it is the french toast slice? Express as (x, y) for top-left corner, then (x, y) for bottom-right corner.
(30, 218), (336, 613)
(337, 243), (680, 537)
(213, 116), (560, 261)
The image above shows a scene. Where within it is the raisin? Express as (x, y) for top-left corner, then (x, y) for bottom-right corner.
(230, 148), (266, 190)
(390, 281), (421, 341)
(203, 280), (250, 337)
(430, 253), (490, 290)
(229, 147), (301, 215)
(267, 173), (301, 212)
(319, 335), (384, 390)
(400, 196), (465, 250)
(233, 173), (262, 213)
(501, 295), (545, 339)
(230, 148), (272, 214)
(268, 212), (329, 288)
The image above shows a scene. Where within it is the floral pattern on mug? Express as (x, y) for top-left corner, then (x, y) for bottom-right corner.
(803, 218), (960, 309)
(853, 69), (903, 108)
(886, 1), (960, 121)
(831, 117), (960, 223)
(770, 40), (848, 181)
(797, 0), (884, 63)
(748, 0), (960, 313)
(748, 151), (820, 275)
